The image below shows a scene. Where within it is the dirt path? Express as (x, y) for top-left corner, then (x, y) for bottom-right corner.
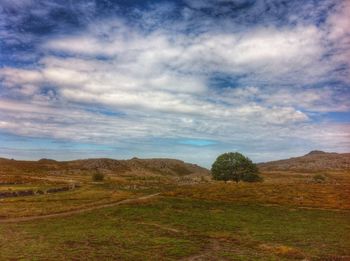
(29, 176), (81, 184)
(0, 193), (160, 224)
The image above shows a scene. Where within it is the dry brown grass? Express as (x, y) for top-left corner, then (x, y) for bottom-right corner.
(258, 243), (305, 259)
(0, 168), (349, 260)
(0, 184), (134, 218)
(0, 172), (178, 219)
(164, 170), (350, 210)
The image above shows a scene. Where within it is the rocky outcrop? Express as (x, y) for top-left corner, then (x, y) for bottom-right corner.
(258, 151), (350, 171)
(0, 157), (210, 177)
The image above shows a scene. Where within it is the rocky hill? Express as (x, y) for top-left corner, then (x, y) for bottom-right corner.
(258, 150), (350, 172)
(0, 157), (210, 177)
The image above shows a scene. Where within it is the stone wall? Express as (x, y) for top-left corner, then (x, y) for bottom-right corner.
(0, 184), (80, 198)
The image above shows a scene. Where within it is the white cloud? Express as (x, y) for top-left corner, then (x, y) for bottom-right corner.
(218, 86), (350, 113)
(0, 67), (43, 86)
(326, 0), (350, 41)
(0, 0), (349, 163)
(42, 23), (327, 85)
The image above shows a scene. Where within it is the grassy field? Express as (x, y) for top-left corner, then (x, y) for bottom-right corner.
(0, 170), (349, 260)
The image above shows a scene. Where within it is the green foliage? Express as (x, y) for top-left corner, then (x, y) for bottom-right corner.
(241, 171), (263, 182)
(92, 170), (105, 182)
(211, 152), (261, 182)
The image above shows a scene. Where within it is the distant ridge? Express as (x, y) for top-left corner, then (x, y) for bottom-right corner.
(38, 158), (58, 163)
(0, 157), (210, 177)
(258, 151), (350, 171)
(304, 150), (328, 156)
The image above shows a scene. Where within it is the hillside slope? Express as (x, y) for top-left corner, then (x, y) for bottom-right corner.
(0, 157), (210, 177)
(258, 150), (350, 171)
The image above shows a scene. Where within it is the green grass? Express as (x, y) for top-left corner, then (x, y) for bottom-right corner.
(1, 196), (349, 260)
(1, 171), (349, 260)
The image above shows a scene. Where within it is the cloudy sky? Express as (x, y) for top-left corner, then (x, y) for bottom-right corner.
(0, 0), (349, 167)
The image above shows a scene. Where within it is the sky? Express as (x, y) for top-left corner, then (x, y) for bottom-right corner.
(0, 0), (349, 167)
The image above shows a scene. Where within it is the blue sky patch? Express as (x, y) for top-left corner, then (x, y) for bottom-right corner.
(178, 139), (217, 147)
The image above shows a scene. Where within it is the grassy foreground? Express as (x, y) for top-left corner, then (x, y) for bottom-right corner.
(1, 196), (350, 260)
(0, 171), (349, 260)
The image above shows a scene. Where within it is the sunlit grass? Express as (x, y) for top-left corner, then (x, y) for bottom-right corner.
(1, 196), (349, 260)
(0, 170), (349, 260)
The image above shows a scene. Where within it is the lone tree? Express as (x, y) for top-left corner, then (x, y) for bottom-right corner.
(211, 152), (262, 182)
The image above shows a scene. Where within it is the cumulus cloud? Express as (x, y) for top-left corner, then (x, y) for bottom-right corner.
(0, 0), (349, 164)
(42, 22), (327, 85)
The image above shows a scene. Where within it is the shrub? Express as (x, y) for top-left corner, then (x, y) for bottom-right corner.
(241, 172), (263, 182)
(312, 174), (326, 183)
(92, 171), (105, 182)
(211, 152), (262, 182)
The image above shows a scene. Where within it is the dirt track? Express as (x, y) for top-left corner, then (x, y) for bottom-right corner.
(0, 193), (160, 224)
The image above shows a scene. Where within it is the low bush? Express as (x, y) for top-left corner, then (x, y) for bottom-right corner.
(92, 171), (105, 182)
(312, 174), (326, 183)
(241, 172), (263, 182)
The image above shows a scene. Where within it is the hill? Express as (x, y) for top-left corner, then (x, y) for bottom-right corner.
(258, 150), (350, 171)
(0, 157), (209, 177)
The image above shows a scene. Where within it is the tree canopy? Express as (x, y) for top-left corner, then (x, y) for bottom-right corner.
(211, 152), (262, 182)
